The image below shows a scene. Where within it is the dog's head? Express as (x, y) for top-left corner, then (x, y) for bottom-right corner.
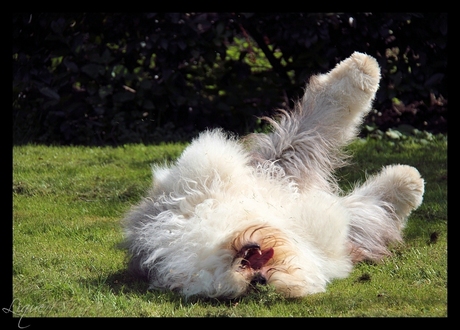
(220, 224), (327, 298)
(230, 225), (288, 285)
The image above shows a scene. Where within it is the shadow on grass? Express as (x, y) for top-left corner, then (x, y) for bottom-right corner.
(83, 264), (289, 311)
(85, 268), (150, 295)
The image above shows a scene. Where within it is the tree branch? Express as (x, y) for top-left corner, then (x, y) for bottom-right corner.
(239, 21), (292, 87)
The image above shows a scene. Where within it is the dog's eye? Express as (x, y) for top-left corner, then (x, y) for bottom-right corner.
(243, 246), (262, 258)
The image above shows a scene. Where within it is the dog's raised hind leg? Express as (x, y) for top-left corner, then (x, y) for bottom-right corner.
(342, 164), (425, 262)
(300, 51), (381, 144)
(246, 52), (381, 191)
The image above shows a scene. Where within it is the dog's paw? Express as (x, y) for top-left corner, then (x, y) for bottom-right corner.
(329, 52), (381, 95)
(305, 52), (381, 127)
(378, 164), (425, 220)
(348, 52), (380, 93)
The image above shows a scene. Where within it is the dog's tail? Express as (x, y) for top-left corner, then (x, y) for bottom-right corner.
(245, 52), (380, 191)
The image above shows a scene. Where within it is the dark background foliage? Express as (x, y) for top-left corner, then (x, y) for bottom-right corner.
(12, 13), (447, 145)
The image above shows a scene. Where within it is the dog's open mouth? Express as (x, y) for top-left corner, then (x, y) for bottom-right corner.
(238, 243), (274, 270)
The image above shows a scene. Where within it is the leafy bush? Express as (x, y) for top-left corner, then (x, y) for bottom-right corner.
(13, 13), (447, 145)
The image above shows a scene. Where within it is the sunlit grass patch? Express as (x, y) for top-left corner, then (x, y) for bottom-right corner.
(12, 135), (447, 317)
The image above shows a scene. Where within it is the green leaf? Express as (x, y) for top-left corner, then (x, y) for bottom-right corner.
(396, 124), (415, 135)
(113, 91), (136, 103)
(99, 85), (114, 99)
(39, 87), (60, 100)
(100, 49), (115, 64)
(81, 64), (105, 79)
(63, 58), (78, 73)
(139, 80), (153, 90)
(385, 129), (402, 140)
(142, 100), (155, 110)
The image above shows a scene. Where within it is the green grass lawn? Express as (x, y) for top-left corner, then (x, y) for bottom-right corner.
(12, 134), (447, 317)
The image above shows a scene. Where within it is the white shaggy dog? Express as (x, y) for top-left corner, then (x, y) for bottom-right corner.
(122, 52), (425, 299)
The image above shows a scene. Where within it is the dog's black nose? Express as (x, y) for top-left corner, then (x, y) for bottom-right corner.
(250, 273), (267, 286)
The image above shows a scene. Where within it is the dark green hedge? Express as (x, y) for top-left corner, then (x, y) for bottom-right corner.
(13, 13), (447, 145)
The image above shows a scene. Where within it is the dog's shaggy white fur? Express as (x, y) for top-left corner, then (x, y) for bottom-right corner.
(122, 52), (425, 299)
